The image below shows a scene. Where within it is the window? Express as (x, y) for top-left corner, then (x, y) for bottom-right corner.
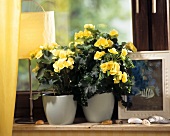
(16, 0), (169, 120)
(16, 0), (132, 119)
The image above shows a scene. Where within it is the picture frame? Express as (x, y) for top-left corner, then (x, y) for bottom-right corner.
(118, 51), (170, 119)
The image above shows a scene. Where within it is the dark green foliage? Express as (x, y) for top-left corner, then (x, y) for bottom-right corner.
(69, 25), (136, 107)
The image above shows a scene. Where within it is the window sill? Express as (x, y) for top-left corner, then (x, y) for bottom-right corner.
(13, 122), (170, 131)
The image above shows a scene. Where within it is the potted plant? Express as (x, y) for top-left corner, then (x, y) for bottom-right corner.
(69, 24), (137, 122)
(30, 43), (78, 125)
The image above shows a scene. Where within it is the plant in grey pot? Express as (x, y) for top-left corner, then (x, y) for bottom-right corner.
(30, 43), (78, 125)
(69, 24), (137, 122)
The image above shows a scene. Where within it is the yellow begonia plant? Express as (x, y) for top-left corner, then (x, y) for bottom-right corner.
(69, 24), (137, 107)
(30, 43), (77, 98)
(30, 24), (137, 107)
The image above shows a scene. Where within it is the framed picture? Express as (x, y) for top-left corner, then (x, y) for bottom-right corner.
(118, 51), (170, 119)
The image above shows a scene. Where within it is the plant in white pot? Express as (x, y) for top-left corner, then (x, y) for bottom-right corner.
(30, 43), (78, 125)
(69, 24), (137, 122)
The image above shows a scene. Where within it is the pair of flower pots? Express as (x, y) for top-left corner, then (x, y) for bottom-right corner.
(42, 93), (115, 125)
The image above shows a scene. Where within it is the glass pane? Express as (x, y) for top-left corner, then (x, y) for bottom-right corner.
(17, 59), (39, 91)
(17, 0), (132, 91)
(69, 0), (132, 42)
(127, 60), (163, 111)
(17, 59), (29, 91)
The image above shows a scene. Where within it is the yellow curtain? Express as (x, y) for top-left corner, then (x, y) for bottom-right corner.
(0, 0), (21, 136)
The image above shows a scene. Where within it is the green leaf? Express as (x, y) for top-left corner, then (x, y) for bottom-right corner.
(99, 72), (105, 80)
(32, 92), (41, 100)
(107, 71), (110, 76)
(36, 68), (45, 79)
(84, 44), (92, 50)
(38, 83), (53, 91)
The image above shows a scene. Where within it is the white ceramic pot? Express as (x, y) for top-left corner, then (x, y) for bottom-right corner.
(83, 92), (115, 123)
(42, 94), (77, 125)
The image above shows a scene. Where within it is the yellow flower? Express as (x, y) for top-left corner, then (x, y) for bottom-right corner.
(52, 49), (60, 57)
(113, 71), (122, 84)
(110, 69), (117, 75)
(106, 61), (114, 70)
(74, 31), (84, 40)
(32, 64), (39, 73)
(62, 58), (74, 69)
(109, 29), (118, 37)
(57, 58), (66, 68)
(74, 41), (84, 47)
(120, 49), (128, 60)
(30, 48), (39, 59)
(95, 37), (107, 46)
(69, 41), (74, 47)
(114, 79), (120, 84)
(94, 51), (105, 60)
(53, 58), (67, 72)
(94, 41), (100, 48)
(108, 48), (118, 54)
(108, 39), (113, 47)
(53, 62), (60, 72)
(59, 50), (67, 59)
(35, 50), (43, 59)
(117, 71), (123, 80)
(94, 37), (111, 49)
(100, 63), (108, 73)
(67, 57), (74, 67)
(48, 42), (59, 50)
(100, 61), (120, 74)
(125, 42), (137, 52)
(121, 49), (128, 56)
(63, 60), (70, 68)
(83, 30), (93, 38)
(84, 24), (95, 30)
(110, 62), (120, 75)
(74, 30), (93, 40)
(53, 67), (60, 73)
(66, 49), (75, 56)
(122, 72), (128, 83)
(69, 65), (74, 70)
(40, 44), (48, 50)
(39, 43), (60, 52)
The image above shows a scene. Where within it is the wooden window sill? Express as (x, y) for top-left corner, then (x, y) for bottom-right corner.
(13, 123), (170, 131)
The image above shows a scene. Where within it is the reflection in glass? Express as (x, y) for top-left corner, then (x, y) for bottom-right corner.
(127, 60), (163, 111)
